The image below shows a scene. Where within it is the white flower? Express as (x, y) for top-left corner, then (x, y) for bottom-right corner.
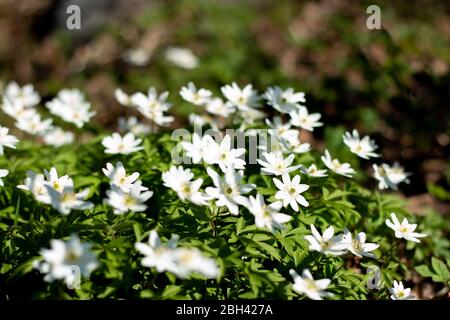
(266, 116), (297, 141)
(45, 184), (93, 215)
(263, 86), (304, 113)
(118, 116), (152, 135)
(135, 230), (180, 274)
(136, 230), (220, 279)
(205, 166), (255, 215)
(34, 234), (98, 287)
(105, 181), (153, 214)
(221, 82), (260, 111)
(281, 132), (311, 154)
(321, 149), (355, 177)
(2, 97), (37, 120)
(237, 107), (265, 126)
(102, 161), (144, 193)
(123, 47), (150, 66)
(180, 82), (212, 106)
(43, 127), (74, 146)
(162, 166), (208, 206)
(304, 164), (328, 177)
(373, 163), (410, 190)
(46, 89), (95, 128)
(102, 132), (143, 155)
(304, 224), (348, 256)
(257, 151), (300, 176)
(0, 169), (8, 187)
(3, 81), (40, 108)
(343, 129), (379, 159)
(273, 173), (309, 211)
(17, 171), (49, 203)
(15, 113), (53, 135)
(205, 97), (235, 118)
(188, 113), (219, 130)
(246, 194), (291, 233)
(164, 47), (199, 69)
(341, 230), (379, 259)
(203, 135), (246, 173)
(385, 213), (427, 243)
(0, 126), (19, 155)
(172, 247), (220, 279)
(289, 106), (323, 131)
(289, 269), (332, 300)
(115, 88), (133, 107)
(181, 133), (215, 164)
(130, 88), (174, 126)
(43, 167), (73, 193)
(389, 281), (415, 300)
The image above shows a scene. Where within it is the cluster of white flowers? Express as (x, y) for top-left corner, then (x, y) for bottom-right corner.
(103, 161), (153, 214)
(135, 230), (219, 279)
(17, 167), (93, 215)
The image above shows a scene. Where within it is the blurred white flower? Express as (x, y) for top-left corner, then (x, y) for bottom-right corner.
(17, 170), (49, 203)
(46, 89), (95, 128)
(289, 106), (323, 131)
(123, 48), (150, 66)
(164, 47), (199, 69)
(102, 132), (143, 155)
(304, 164), (328, 177)
(385, 213), (427, 243)
(105, 181), (153, 214)
(34, 234), (98, 288)
(172, 247), (220, 279)
(0, 169), (8, 187)
(246, 193), (291, 233)
(205, 166), (255, 215)
(343, 129), (379, 159)
(181, 132), (215, 164)
(162, 165), (208, 205)
(205, 97), (235, 118)
(0, 126), (19, 155)
(221, 82), (260, 111)
(389, 280), (415, 300)
(131, 88), (174, 126)
(43, 127), (74, 147)
(304, 224), (348, 256)
(115, 88), (133, 107)
(273, 173), (309, 211)
(373, 163), (410, 190)
(45, 183), (93, 215)
(257, 151), (300, 176)
(15, 112), (53, 136)
(321, 149), (355, 177)
(118, 116), (152, 135)
(289, 269), (332, 300)
(3, 81), (40, 108)
(263, 86), (305, 113)
(180, 82), (212, 106)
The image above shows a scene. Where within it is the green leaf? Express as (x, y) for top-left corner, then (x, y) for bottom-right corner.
(415, 265), (434, 278)
(431, 257), (450, 282)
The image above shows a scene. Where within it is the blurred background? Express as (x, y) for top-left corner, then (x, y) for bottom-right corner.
(0, 0), (449, 216)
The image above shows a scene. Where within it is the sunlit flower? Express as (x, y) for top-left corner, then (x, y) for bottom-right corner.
(3, 81), (40, 108)
(115, 88), (133, 107)
(34, 234), (98, 288)
(341, 230), (379, 259)
(221, 82), (260, 111)
(181, 133), (215, 164)
(0, 126), (19, 155)
(385, 213), (427, 243)
(257, 151), (300, 176)
(15, 113), (53, 135)
(104, 181), (153, 214)
(373, 163), (411, 190)
(203, 134), (246, 173)
(45, 184), (93, 215)
(321, 149), (355, 177)
(304, 224), (348, 256)
(273, 173), (309, 211)
(289, 269), (332, 300)
(343, 129), (379, 159)
(289, 106), (323, 131)
(389, 281), (415, 300)
(164, 47), (199, 69)
(102, 161), (145, 193)
(205, 97), (235, 118)
(123, 47), (150, 66)
(205, 166), (255, 215)
(246, 193), (291, 233)
(263, 86), (305, 113)
(303, 164), (328, 177)
(102, 132), (143, 155)
(162, 166), (208, 205)
(118, 116), (152, 135)
(17, 170), (49, 203)
(131, 88), (174, 126)
(172, 247), (220, 279)
(180, 82), (212, 106)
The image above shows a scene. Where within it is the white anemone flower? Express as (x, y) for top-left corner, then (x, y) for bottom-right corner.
(321, 150), (355, 177)
(162, 166), (208, 206)
(221, 82), (260, 111)
(0, 126), (19, 155)
(3, 81), (40, 108)
(343, 129), (379, 159)
(263, 86), (304, 113)
(389, 281), (415, 300)
(257, 151), (300, 176)
(104, 181), (153, 214)
(246, 194), (291, 233)
(164, 47), (199, 69)
(203, 135), (246, 173)
(179, 82), (212, 106)
(102, 132), (144, 155)
(273, 173), (309, 211)
(385, 213), (427, 243)
(341, 229), (379, 259)
(289, 269), (332, 300)
(304, 224), (348, 256)
(0, 169), (8, 187)
(289, 106), (323, 131)
(102, 161), (146, 193)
